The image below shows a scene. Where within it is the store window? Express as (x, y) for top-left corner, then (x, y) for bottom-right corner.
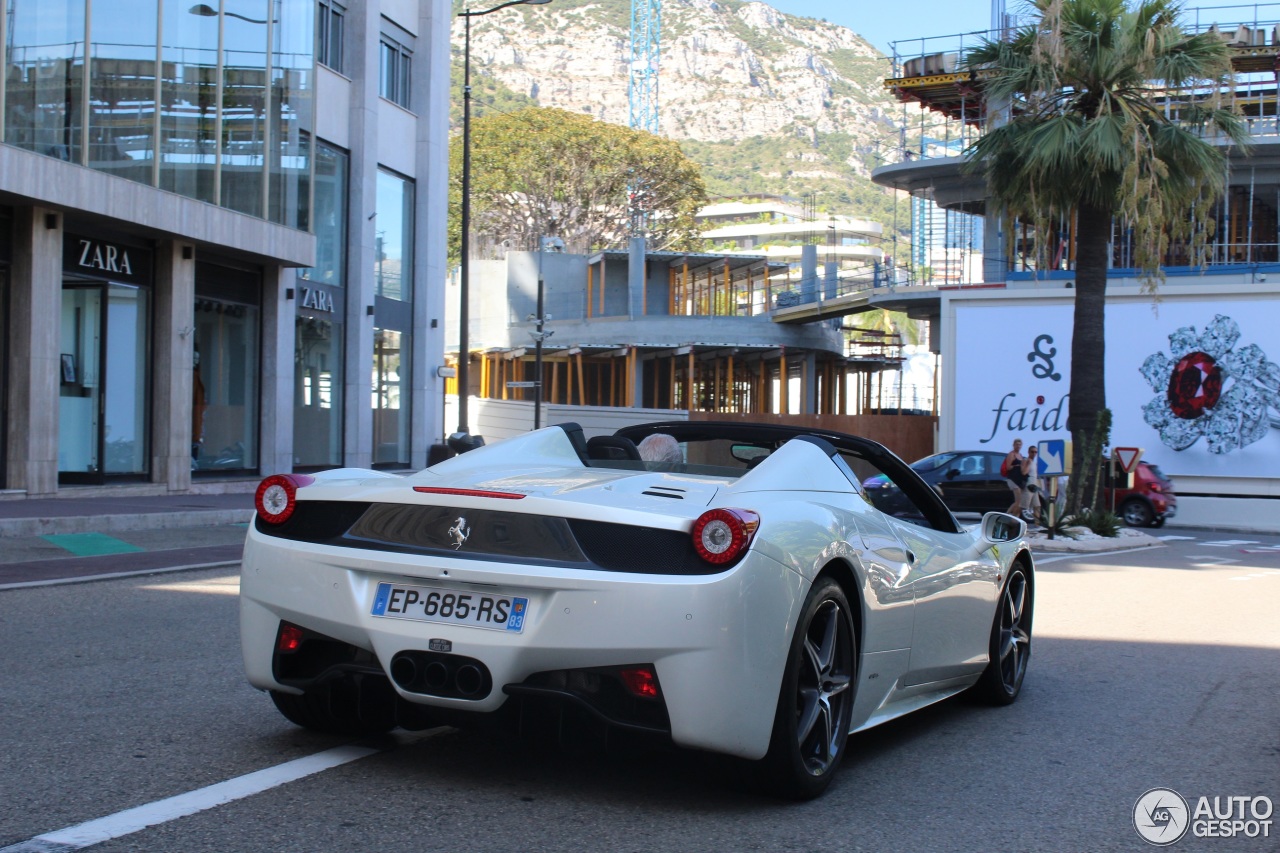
(192, 263), (261, 473)
(372, 328), (410, 466)
(294, 316), (343, 468)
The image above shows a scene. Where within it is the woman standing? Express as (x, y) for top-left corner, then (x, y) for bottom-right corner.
(1004, 438), (1026, 515)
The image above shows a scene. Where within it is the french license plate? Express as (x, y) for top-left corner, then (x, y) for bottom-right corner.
(371, 582), (529, 633)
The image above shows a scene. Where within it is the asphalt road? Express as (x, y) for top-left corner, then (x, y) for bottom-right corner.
(1, 530), (1277, 852)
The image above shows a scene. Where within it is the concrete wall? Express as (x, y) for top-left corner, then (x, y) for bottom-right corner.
(0, 145), (314, 268)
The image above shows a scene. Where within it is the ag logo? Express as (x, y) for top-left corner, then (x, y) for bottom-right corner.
(448, 516), (470, 550)
(1134, 787), (1190, 845)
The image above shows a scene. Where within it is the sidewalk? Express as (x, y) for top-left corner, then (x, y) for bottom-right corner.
(0, 492), (255, 537)
(0, 491), (256, 588)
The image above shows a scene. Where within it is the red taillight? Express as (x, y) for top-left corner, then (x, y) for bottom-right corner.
(619, 666), (660, 699)
(254, 474), (314, 524)
(1148, 483), (1162, 493)
(277, 623), (304, 653)
(412, 487), (525, 499)
(691, 508), (760, 566)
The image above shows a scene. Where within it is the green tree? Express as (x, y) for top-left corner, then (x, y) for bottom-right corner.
(965, 0), (1248, 509)
(449, 107), (708, 261)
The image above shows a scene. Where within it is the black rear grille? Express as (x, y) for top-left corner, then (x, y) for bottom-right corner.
(568, 519), (712, 574)
(255, 501), (371, 543)
(257, 501), (725, 574)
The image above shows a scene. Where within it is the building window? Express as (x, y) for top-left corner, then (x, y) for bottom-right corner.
(374, 168), (413, 302)
(379, 35), (412, 108)
(318, 0), (345, 73)
(302, 142), (348, 287)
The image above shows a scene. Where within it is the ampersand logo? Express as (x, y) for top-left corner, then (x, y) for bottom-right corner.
(1027, 334), (1062, 381)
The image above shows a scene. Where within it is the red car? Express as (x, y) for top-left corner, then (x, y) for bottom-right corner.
(1105, 460), (1177, 528)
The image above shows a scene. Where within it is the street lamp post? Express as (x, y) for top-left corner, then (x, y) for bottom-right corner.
(533, 235), (564, 430)
(456, 0), (553, 440)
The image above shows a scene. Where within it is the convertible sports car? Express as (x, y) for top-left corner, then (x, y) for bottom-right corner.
(241, 421), (1034, 799)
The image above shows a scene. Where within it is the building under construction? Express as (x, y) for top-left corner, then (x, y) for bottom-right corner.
(446, 246), (921, 419)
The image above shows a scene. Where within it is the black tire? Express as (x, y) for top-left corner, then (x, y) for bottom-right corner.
(270, 683), (397, 736)
(1121, 498), (1154, 528)
(973, 566), (1033, 705)
(760, 576), (857, 800)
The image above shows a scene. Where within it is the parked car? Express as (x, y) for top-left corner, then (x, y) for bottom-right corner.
(241, 421), (1034, 799)
(861, 450), (1176, 527)
(1106, 460), (1177, 528)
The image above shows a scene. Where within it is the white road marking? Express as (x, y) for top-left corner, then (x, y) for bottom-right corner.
(1202, 540), (1259, 547)
(1187, 555), (1242, 567)
(1157, 535), (1198, 541)
(0, 730), (446, 852)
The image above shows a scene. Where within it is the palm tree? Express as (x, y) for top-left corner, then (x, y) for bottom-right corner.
(965, 0), (1249, 510)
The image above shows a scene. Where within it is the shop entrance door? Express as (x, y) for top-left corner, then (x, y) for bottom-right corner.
(59, 281), (150, 484)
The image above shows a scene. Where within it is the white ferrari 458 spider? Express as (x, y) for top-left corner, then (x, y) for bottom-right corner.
(240, 421), (1033, 798)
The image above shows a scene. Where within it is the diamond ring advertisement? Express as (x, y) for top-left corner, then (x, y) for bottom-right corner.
(1140, 314), (1280, 455)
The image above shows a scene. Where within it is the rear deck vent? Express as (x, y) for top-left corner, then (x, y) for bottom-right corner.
(641, 486), (687, 499)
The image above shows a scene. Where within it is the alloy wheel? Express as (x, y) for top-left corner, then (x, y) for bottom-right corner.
(997, 570), (1031, 693)
(794, 599), (854, 775)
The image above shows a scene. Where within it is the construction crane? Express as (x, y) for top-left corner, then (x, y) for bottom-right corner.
(628, 0), (661, 134)
(628, 0), (661, 235)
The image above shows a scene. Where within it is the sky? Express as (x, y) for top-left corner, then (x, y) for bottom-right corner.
(760, 0), (997, 55)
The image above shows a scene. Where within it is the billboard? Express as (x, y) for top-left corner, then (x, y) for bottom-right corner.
(953, 298), (1280, 478)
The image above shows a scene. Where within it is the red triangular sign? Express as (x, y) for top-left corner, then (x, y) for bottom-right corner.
(1114, 447), (1142, 473)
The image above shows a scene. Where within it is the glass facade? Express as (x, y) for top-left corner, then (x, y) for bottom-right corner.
(269, 0), (314, 229)
(5, 0), (86, 161)
(3, 0), (313, 226)
(302, 141), (346, 287)
(89, 0), (159, 184)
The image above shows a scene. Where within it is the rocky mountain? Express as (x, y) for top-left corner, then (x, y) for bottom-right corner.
(453, 0), (911, 226)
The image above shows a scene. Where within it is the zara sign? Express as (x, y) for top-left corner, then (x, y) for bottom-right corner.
(64, 234), (150, 285)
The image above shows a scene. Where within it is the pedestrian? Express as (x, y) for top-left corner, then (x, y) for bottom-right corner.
(1020, 445), (1042, 523)
(1003, 438), (1026, 514)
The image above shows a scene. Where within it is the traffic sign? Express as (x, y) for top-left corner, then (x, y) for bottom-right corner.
(1036, 439), (1071, 476)
(1113, 446), (1143, 473)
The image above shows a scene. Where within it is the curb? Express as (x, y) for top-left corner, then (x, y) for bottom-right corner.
(1026, 529), (1164, 553)
(0, 509), (255, 538)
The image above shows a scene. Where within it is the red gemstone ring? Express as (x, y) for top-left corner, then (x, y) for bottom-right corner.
(1139, 314), (1280, 454)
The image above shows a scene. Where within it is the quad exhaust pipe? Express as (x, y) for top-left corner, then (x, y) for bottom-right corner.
(389, 651), (492, 700)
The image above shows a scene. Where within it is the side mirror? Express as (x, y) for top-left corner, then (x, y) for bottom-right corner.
(978, 511), (1026, 553)
(945, 468), (960, 480)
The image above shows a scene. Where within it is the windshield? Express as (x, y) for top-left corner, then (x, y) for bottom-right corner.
(911, 452), (959, 473)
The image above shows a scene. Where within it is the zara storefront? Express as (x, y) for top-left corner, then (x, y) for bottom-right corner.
(0, 0), (454, 497)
